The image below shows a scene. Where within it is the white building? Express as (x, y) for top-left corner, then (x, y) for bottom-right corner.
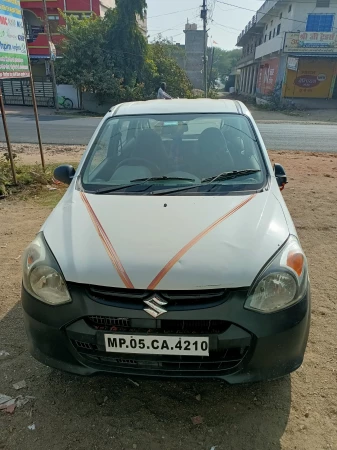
(236, 0), (337, 103)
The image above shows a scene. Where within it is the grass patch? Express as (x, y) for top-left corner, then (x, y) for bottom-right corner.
(0, 155), (78, 205)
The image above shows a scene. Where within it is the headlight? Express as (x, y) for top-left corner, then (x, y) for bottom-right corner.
(245, 235), (308, 313)
(22, 233), (71, 305)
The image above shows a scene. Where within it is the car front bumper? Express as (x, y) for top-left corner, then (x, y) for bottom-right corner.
(22, 283), (311, 384)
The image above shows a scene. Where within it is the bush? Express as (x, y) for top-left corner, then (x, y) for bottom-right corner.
(0, 155), (54, 197)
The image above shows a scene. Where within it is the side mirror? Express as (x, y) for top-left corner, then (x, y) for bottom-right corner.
(54, 165), (75, 185)
(274, 163), (287, 191)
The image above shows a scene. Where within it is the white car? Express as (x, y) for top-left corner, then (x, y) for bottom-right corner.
(22, 99), (310, 383)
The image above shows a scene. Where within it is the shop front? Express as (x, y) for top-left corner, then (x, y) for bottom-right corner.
(283, 32), (337, 100)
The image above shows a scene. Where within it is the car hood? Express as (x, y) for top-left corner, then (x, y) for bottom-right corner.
(43, 188), (289, 290)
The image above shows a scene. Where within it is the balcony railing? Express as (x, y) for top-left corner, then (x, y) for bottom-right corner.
(237, 0), (279, 44)
(237, 14), (258, 43)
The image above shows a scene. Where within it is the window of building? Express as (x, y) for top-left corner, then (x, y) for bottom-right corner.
(48, 14), (59, 34)
(288, 4), (292, 13)
(279, 12), (283, 19)
(264, 34), (267, 42)
(266, 24), (268, 30)
(277, 23), (281, 35)
(271, 20), (273, 26)
(306, 13), (335, 31)
(269, 30), (272, 40)
(316, 0), (330, 7)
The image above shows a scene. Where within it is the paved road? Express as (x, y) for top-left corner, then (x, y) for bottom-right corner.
(1, 114), (336, 152)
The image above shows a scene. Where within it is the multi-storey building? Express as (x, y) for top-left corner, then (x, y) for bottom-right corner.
(22, 0), (147, 79)
(236, 0), (337, 104)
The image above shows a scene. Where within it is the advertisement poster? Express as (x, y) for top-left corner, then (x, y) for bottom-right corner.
(284, 59), (335, 98)
(0, 0), (29, 78)
(287, 56), (299, 71)
(256, 57), (280, 95)
(284, 32), (337, 54)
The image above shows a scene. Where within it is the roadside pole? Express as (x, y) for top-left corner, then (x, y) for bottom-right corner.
(42, 0), (59, 112)
(29, 75), (45, 170)
(23, 27), (45, 170)
(0, 0), (34, 184)
(0, 91), (17, 184)
(201, 0), (208, 97)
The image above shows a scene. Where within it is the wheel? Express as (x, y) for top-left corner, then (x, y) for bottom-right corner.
(47, 97), (55, 108)
(63, 98), (73, 109)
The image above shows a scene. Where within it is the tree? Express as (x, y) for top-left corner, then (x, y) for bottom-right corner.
(105, 0), (147, 85)
(56, 1), (193, 102)
(56, 0), (148, 102)
(211, 48), (242, 84)
(146, 42), (193, 99)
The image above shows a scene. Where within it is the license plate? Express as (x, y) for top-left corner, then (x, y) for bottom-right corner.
(104, 334), (209, 356)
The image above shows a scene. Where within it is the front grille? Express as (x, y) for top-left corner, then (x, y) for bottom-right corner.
(72, 342), (248, 374)
(87, 285), (228, 309)
(86, 316), (231, 334)
(74, 340), (98, 351)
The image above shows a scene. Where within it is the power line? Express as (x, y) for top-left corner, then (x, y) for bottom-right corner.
(147, 7), (197, 19)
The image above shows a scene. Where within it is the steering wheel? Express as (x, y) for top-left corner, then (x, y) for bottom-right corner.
(115, 157), (161, 174)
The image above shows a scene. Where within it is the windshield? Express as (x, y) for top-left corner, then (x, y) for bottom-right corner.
(80, 113), (267, 195)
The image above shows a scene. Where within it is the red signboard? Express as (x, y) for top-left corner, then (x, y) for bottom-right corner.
(256, 57), (280, 95)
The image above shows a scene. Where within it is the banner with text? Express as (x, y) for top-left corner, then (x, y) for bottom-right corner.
(284, 58), (335, 98)
(256, 57), (280, 95)
(284, 32), (337, 54)
(0, 0), (29, 78)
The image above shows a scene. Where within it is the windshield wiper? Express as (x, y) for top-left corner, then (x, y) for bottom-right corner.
(94, 183), (150, 194)
(93, 176), (196, 194)
(201, 169), (261, 183)
(130, 176), (196, 182)
(150, 170), (261, 195)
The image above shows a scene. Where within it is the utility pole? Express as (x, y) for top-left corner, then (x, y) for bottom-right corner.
(42, 0), (59, 111)
(201, 0), (208, 97)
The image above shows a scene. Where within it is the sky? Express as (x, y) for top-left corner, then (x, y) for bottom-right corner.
(147, 0), (266, 50)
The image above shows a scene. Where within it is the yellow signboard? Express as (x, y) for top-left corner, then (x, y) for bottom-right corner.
(284, 58), (336, 98)
(284, 32), (337, 53)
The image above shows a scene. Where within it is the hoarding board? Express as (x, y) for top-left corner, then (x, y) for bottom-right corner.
(284, 58), (335, 98)
(256, 57), (280, 95)
(284, 32), (337, 54)
(0, 0), (29, 78)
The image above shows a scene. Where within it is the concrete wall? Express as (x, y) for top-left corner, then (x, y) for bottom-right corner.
(184, 29), (205, 90)
(82, 92), (113, 114)
(255, 36), (284, 59)
(57, 85), (80, 109)
(292, 0), (337, 32)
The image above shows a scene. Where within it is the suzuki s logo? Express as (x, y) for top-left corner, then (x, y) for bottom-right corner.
(143, 295), (168, 318)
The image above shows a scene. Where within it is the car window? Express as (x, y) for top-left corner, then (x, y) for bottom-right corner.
(81, 113), (267, 195)
(87, 120), (115, 174)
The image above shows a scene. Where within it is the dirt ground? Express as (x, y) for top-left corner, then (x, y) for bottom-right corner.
(0, 147), (337, 450)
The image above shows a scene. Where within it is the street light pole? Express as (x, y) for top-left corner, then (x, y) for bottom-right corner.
(42, 0), (59, 111)
(201, 0), (208, 98)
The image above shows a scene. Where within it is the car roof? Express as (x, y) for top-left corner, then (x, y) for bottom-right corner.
(110, 99), (250, 116)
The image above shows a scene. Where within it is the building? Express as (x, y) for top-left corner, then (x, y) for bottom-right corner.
(172, 23), (211, 91)
(236, 0), (337, 105)
(184, 22), (207, 90)
(22, 0), (147, 79)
